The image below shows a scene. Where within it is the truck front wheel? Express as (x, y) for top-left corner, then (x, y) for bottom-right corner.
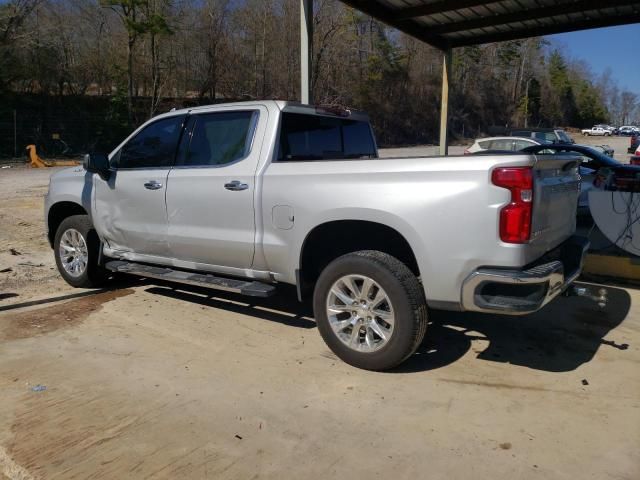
(54, 215), (109, 288)
(313, 250), (428, 371)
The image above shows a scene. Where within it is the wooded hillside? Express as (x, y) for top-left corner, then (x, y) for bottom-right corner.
(1, 0), (638, 156)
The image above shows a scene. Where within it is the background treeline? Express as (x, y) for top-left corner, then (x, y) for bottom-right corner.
(0, 0), (639, 157)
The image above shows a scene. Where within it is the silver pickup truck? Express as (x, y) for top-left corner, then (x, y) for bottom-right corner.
(45, 101), (587, 370)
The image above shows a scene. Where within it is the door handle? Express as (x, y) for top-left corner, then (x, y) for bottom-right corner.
(224, 180), (249, 191)
(144, 180), (163, 190)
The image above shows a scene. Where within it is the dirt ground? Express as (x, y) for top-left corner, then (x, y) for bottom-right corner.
(0, 165), (639, 480)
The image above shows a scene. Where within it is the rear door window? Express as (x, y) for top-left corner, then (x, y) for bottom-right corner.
(488, 139), (514, 150)
(533, 132), (557, 142)
(278, 113), (376, 161)
(514, 139), (535, 150)
(177, 111), (257, 167)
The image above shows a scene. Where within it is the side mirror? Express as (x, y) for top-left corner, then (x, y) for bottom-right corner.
(84, 153), (111, 181)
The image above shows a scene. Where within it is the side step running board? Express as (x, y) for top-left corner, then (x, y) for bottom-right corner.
(105, 260), (276, 298)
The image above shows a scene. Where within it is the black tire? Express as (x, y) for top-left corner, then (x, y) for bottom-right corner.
(313, 250), (428, 371)
(54, 215), (109, 288)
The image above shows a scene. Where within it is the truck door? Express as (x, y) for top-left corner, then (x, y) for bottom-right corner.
(93, 114), (186, 258)
(165, 107), (266, 269)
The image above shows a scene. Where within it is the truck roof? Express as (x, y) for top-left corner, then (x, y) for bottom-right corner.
(166, 100), (371, 122)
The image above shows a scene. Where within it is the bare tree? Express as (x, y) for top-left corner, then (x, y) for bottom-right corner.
(101, 0), (148, 125)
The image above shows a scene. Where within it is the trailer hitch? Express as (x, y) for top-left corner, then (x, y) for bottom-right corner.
(565, 285), (608, 308)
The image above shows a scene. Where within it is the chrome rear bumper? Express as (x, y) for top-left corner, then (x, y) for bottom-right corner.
(461, 236), (589, 315)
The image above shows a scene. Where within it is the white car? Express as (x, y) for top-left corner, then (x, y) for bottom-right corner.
(464, 136), (544, 154)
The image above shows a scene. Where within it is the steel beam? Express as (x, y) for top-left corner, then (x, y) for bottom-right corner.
(449, 11), (640, 47)
(392, 0), (488, 20)
(429, 0), (640, 35)
(300, 0), (313, 104)
(439, 49), (452, 157)
(338, 0), (450, 50)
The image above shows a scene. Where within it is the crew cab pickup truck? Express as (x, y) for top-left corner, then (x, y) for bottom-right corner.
(45, 101), (587, 370)
(581, 126), (611, 136)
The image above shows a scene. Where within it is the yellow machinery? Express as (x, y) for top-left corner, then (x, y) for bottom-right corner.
(26, 145), (81, 168)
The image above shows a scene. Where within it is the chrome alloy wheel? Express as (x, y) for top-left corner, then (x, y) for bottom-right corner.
(58, 228), (89, 277)
(326, 274), (395, 353)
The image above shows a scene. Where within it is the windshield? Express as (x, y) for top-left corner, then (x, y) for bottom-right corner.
(543, 146), (620, 169)
(523, 144), (621, 167)
(577, 147), (618, 164)
(556, 130), (573, 143)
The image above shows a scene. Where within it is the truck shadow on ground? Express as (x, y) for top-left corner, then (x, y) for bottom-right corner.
(145, 283), (316, 329)
(397, 282), (632, 373)
(145, 281), (631, 374)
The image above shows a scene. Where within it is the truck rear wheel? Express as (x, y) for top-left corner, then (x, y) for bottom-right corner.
(313, 250), (428, 371)
(54, 215), (109, 288)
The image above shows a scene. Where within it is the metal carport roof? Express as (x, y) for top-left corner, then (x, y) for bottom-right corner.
(299, 0), (640, 154)
(338, 0), (640, 50)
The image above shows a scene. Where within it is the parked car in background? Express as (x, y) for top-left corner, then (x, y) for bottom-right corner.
(581, 126), (611, 136)
(467, 136), (613, 157)
(509, 127), (575, 144)
(618, 126), (639, 136)
(631, 141), (640, 166)
(594, 124), (617, 135)
(464, 136), (546, 154)
(591, 144), (615, 157)
(523, 144), (640, 215)
(629, 133), (640, 154)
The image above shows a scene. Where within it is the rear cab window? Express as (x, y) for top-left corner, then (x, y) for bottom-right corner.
(277, 111), (377, 161)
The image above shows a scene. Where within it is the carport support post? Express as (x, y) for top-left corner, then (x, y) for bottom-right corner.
(300, 0), (313, 104)
(439, 49), (452, 156)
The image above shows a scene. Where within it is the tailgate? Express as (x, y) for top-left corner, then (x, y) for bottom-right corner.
(530, 154), (581, 253)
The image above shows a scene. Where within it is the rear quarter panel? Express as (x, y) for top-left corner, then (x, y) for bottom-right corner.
(259, 154), (555, 304)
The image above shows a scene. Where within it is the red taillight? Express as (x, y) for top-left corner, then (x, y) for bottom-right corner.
(492, 167), (533, 243)
(463, 148), (471, 155)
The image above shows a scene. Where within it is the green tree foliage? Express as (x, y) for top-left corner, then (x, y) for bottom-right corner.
(546, 50), (578, 125)
(574, 79), (607, 126)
